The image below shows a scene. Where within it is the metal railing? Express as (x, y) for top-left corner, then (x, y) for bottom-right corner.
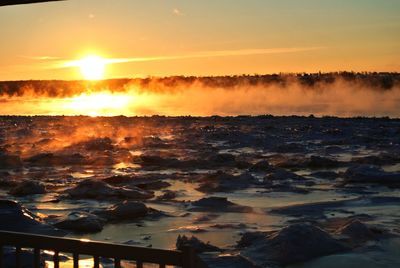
(0, 230), (208, 268)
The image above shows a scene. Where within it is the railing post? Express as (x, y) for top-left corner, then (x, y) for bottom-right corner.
(114, 258), (121, 268)
(15, 246), (21, 268)
(73, 252), (79, 268)
(93, 255), (99, 268)
(136, 260), (143, 268)
(33, 248), (41, 268)
(181, 246), (195, 268)
(53, 251), (60, 268)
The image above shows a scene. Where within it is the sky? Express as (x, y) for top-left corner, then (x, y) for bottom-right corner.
(0, 0), (399, 80)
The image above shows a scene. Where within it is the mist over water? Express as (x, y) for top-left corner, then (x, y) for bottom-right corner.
(126, 80), (400, 117)
(1, 74), (399, 117)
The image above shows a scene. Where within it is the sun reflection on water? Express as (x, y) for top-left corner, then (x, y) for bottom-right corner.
(63, 92), (132, 116)
(45, 258), (96, 268)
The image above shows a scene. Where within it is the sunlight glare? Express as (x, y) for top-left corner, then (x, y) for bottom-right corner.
(64, 92), (131, 116)
(78, 55), (106, 80)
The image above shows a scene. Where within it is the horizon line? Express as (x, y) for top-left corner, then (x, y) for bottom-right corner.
(0, 71), (399, 82)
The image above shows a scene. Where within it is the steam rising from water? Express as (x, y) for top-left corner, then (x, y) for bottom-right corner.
(1, 75), (399, 117)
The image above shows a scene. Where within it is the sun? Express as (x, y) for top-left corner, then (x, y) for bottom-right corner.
(77, 55), (106, 80)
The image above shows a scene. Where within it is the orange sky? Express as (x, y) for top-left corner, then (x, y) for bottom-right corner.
(0, 0), (399, 80)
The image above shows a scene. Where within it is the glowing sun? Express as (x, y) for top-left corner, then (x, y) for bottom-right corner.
(77, 55), (106, 80)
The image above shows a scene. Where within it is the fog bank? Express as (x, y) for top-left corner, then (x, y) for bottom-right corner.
(1, 73), (399, 117)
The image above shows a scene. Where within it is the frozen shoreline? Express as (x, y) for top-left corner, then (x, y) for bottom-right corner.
(1, 116), (400, 267)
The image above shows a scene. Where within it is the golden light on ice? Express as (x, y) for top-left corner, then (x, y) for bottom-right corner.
(77, 55), (106, 80)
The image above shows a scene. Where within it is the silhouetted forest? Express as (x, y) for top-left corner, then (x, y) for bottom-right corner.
(0, 72), (399, 97)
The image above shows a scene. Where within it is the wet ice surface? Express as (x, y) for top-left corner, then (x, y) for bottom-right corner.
(1, 115), (400, 267)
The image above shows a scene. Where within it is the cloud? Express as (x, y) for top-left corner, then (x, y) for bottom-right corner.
(15, 46), (325, 73)
(109, 46), (324, 63)
(55, 46), (324, 69)
(20, 55), (61, 61)
(172, 8), (183, 16)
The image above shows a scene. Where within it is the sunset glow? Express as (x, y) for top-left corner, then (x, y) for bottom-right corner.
(0, 2), (400, 266)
